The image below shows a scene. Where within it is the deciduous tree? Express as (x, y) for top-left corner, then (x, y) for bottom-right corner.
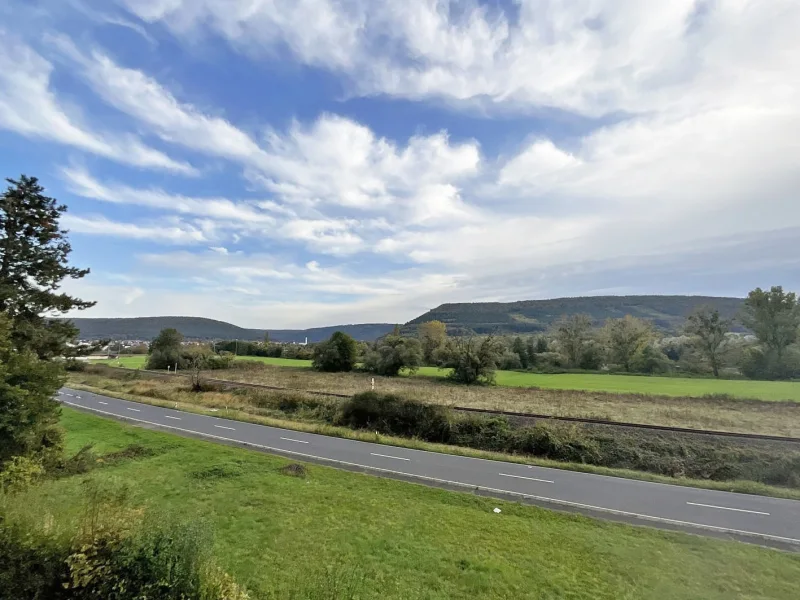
(685, 306), (732, 377)
(146, 328), (184, 370)
(312, 331), (358, 372)
(418, 320), (447, 364)
(603, 316), (653, 371)
(363, 335), (423, 376)
(553, 314), (593, 368)
(740, 286), (800, 359)
(435, 336), (503, 385)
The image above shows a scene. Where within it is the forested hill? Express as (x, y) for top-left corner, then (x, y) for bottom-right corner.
(404, 295), (745, 335)
(66, 317), (394, 343)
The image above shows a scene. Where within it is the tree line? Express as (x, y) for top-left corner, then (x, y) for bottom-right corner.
(304, 288), (800, 383)
(143, 285), (799, 384)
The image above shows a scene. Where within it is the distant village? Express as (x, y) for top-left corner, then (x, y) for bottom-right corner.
(74, 337), (310, 359)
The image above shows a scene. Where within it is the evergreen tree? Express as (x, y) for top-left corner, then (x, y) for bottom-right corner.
(0, 176), (94, 357)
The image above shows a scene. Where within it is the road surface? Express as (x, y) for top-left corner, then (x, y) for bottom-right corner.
(59, 387), (800, 550)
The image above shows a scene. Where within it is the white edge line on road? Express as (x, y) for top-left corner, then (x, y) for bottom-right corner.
(281, 437), (309, 444)
(370, 453), (410, 461)
(164, 415), (181, 420)
(687, 502), (770, 516)
(214, 425), (236, 431)
(499, 473), (554, 484)
(54, 389), (800, 502)
(126, 408), (140, 412)
(60, 401), (800, 547)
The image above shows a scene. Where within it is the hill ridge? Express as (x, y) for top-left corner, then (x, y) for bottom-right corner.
(404, 294), (745, 335)
(65, 317), (394, 343)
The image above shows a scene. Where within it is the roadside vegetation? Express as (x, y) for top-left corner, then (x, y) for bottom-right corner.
(67, 368), (800, 497)
(15, 408), (800, 600)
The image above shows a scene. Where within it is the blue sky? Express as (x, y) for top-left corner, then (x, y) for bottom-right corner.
(1, 0), (799, 328)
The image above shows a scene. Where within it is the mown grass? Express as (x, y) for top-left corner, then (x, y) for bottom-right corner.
(93, 355), (800, 401)
(65, 372), (800, 500)
(33, 408), (800, 599)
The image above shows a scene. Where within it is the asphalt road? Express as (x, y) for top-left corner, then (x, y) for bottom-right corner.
(59, 387), (800, 550)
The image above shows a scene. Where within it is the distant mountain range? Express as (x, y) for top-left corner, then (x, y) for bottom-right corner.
(404, 295), (745, 335)
(67, 317), (394, 343)
(67, 295), (746, 342)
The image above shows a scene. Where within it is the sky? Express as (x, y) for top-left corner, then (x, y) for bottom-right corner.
(1, 0), (799, 329)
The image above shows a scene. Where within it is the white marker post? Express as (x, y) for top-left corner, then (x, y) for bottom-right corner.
(371, 377), (375, 391)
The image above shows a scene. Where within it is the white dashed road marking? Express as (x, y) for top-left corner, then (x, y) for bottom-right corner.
(164, 416), (181, 420)
(370, 453), (410, 461)
(126, 408), (140, 412)
(686, 502), (770, 516)
(499, 473), (555, 484)
(281, 437), (309, 444)
(214, 425), (236, 431)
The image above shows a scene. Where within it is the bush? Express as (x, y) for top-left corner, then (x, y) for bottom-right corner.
(64, 359), (87, 372)
(145, 348), (184, 371)
(363, 335), (423, 376)
(228, 359), (268, 371)
(531, 351), (566, 372)
(336, 392), (451, 442)
(513, 425), (602, 464)
(578, 341), (605, 370)
(435, 336), (503, 385)
(0, 455), (44, 493)
(205, 354), (234, 370)
(497, 351), (522, 371)
(313, 332), (358, 373)
(450, 416), (513, 451)
(629, 344), (671, 374)
(741, 347), (800, 380)
(0, 481), (249, 599)
(51, 445), (97, 478)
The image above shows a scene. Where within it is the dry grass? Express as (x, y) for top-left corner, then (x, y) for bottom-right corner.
(205, 365), (800, 438)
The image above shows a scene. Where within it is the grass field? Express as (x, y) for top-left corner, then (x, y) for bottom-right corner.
(93, 355), (800, 401)
(24, 408), (800, 599)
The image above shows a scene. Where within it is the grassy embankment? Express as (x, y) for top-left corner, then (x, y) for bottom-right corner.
(21, 408), (800, 599)
(95, 354), (800, 402)
(66, 370), (800, 499)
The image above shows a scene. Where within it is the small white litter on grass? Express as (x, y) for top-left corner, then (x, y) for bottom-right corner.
(493, 508), (502, 514)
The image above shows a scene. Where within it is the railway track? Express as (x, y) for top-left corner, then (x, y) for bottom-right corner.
(87, 365), (800, 444)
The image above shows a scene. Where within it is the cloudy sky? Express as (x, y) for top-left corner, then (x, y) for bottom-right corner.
(2, 0), (799, 328)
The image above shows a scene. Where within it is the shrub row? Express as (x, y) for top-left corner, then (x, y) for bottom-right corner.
(328, 392), (800, 488)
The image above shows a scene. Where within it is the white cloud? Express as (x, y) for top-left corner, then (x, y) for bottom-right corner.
(0, 33), (194, 174)
(62, 214), (208, 244)
(7, 1), (799, 326)
(255, 114), (481, 225)
(112, 1), (800, 117)
(50, 34), (270, 166)
(51, 39), (483, 228)
(62, 165), (277, 226)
